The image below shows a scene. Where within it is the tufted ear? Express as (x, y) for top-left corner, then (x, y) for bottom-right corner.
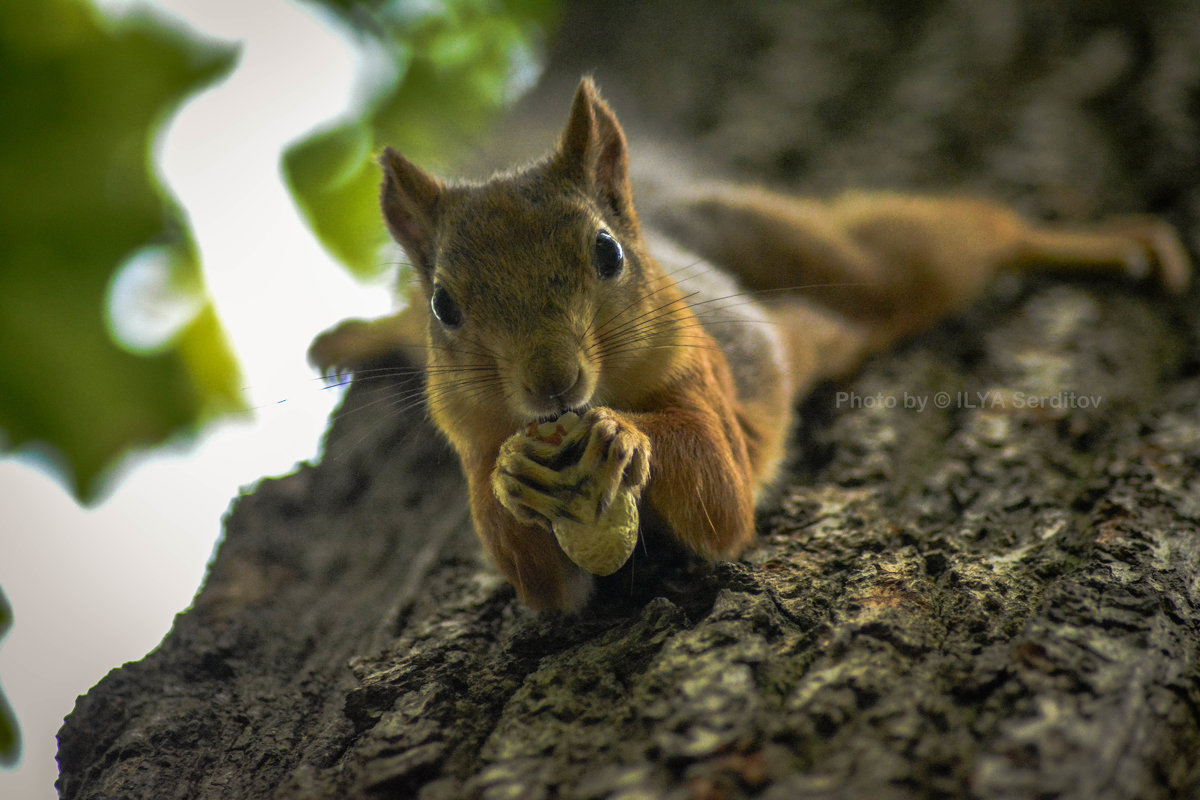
(557, 77), (635, 220)
(379, 147), (444, 278)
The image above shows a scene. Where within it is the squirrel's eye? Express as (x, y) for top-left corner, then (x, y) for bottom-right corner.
(430, 284), (463, 329)
(594, 231), (624, 280)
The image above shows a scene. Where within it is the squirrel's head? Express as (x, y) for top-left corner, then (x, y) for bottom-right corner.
(379, 77), (687, 429)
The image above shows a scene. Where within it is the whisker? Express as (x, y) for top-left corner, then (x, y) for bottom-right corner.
(591, 289), (696, 348)
(585, 257), (708, 335)
(589, 279), (691, 344)
(329, 381), (430, 423)
(599, 342), (724, 365)
(316, 363), (495, 394)
(592, 305), (703, 355)
(330, 367), (502, 426)
(589, 277), (882, 366)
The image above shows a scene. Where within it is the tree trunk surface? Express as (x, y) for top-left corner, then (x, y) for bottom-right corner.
(58, 2), (1200, 798)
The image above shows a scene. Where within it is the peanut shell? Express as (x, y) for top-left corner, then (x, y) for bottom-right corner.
(526, 410), (639, 575)
(552, 487), (639, 576)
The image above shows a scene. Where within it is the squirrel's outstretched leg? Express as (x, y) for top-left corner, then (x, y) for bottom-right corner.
(656, 187), (1191, 394)
(308, 303), (427, 375)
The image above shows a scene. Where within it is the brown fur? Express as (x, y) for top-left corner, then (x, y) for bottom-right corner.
(310, 77), (1190, 612)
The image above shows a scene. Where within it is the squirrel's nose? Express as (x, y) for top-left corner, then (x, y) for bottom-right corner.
(524, 362), (583, 407)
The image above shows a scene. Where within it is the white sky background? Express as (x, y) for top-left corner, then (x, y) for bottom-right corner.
(0, 1), (395, 796)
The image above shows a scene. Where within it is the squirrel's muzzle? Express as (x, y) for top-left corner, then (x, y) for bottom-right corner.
(512, 342), (594, 418)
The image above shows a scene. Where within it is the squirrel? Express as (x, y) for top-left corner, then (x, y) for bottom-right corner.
(309, 77), (1191, 613)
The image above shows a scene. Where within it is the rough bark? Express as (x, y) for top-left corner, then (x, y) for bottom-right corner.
(59, 1), (1200, 798)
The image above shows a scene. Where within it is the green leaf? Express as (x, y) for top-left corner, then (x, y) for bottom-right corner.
(284, 0), (561, 278)
(0, 1), (243, 503)
(284, 122), (384, 275)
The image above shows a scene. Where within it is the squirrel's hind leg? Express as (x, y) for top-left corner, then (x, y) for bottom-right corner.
(1005, 215), (1190, 294)
(662, 189), (1191, 399)
(761, 300), (874, 398)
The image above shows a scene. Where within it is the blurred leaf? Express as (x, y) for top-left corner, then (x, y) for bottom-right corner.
(0, 588), (15, 767)
(285, 0), (561, 278)
(285, 122), (382, 273)
(0, 1), (243, 503)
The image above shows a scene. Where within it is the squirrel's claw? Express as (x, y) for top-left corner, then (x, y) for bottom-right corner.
(492, 443), (579, 529)
(307, 318), (374, 378)
(1140, 220), (1191, 294)
(1105, 216), (1192, 294)
(308, 311), (426, 378)
(576, 408), (651, 506)
(492, 407), (651, 533)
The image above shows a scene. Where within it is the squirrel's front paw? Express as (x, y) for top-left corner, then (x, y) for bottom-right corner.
(492, 409), (650, 575)
(307, 318), (376, 378)
(492, 413), (590, 529)
(575, 407), (651, 507)
(492, 425), (576, 529)
(492, 409), (650, 527)
(308, 314), (421, 378)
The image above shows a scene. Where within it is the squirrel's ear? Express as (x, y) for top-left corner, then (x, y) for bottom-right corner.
(379, 147), (444, 276)
(557, 77), (634, 220)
